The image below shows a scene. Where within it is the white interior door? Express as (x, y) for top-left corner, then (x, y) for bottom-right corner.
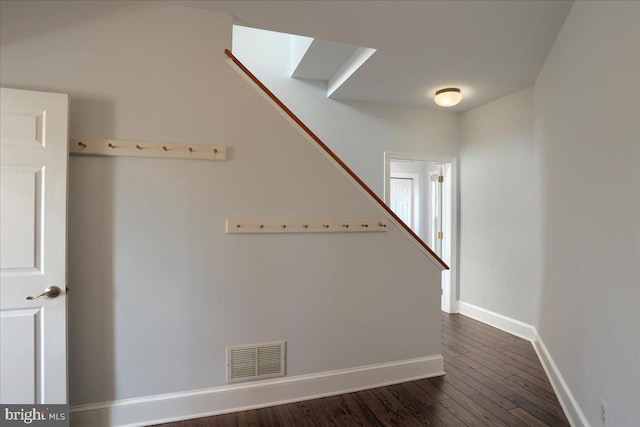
(390, 177), (414, 228)
(0, 88), (69, 404)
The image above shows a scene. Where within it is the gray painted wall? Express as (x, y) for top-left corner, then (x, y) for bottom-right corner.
(534, 1), (640, 425)
(460, 88), (537, 324)
(0, 1), (443, 406)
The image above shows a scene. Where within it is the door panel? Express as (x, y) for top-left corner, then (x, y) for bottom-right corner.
(0, 110), (45, 147)
(0, 309), (41, 403)
(0, 88), (69, 404)
(0, 166), (43, 271)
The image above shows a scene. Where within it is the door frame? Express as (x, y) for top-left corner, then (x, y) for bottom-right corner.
(384, 152), (458, 313)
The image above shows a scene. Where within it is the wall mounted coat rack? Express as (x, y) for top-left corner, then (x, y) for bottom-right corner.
(69, 138), (226, 161)
(226, 218), (388, 234)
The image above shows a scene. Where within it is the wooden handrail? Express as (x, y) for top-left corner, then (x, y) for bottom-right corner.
(225, 49), (449, 270)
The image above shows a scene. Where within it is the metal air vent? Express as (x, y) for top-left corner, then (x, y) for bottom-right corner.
(227, 341), (286, 383)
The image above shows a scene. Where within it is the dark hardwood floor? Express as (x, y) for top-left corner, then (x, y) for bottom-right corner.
(154, 313), (570, 426)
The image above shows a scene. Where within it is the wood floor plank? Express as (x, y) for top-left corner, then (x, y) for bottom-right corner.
(503, 381), (567, 421)
(455, 348), (551, 389)
(502, 350), (548, 372)
(234, 409), (261, 427)
(385, 383), (446, 426)
(353, 388), (415, 426)
(333, 395), (368, 427)
(510, 407), (551, 427)
(427, 370), (513, 427)
(442, 353), (517, 399)
(433, 363), (480, 397)
(438, 397), (491, 427)
(373, 386), (432, 426)
(152, 313), (571, 427)
(440, 335), (475, 355)
(341, 392), (386, 426)
(508, 371), (555, 394)
(444, 316), (534, 348)
(377, 386), (437, 426)
(506, 374), (560, 405)
(410, 377), (451, 402)
(443, 324), (537, 359)
(467, 392), (529, 427)
(440, 388), (512, 426)
(444, 331), (535, 363)
(302, 396), (353, 426)
(212, 413), (238, 427)
(418, 378), (487, 427)
(272, 403), (310, 427)
(506, 394), (570, 427)
(455, 343), (549, 383)
(256, 406), (281, 427)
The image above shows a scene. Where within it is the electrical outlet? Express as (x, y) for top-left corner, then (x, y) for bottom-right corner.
(601, 398), (608, 426)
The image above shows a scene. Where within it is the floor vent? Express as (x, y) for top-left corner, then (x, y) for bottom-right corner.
(227, 341), (286, 383)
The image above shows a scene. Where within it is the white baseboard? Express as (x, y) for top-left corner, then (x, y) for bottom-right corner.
(70, 355), (444, 427)
(449, 300), (459, 313)
(532, 331), (590, 427)
(457, 300), (588, 427)
(457, 301), (536, 341)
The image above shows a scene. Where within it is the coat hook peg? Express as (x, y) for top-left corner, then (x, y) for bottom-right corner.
(342, 224), (349, 228)
(236, 224), (241, 228)
(361, 224), (369, 228)
(108, 143), (115, 149)
(323, 224), (329, 229)
(378, 222), (387, 228)
(162, 146), (168, 151)
(214, 148), (218, 154)
(135, 144), (142, 150)
(302, 224), (309, 229)
(259, 224), (264, 229)
(188, 147), (193, 152)
(78, 141), (87, 148)
(282, 224), (287, 229)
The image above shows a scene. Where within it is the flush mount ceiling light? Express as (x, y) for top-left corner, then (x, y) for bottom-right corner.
(434, 87), (462, 107)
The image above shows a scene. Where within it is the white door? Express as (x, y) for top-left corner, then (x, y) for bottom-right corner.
(390, 177), (414, 228)
(0, 88), (69, 404)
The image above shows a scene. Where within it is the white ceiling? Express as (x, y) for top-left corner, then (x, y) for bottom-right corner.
(172, 0), (573, 113)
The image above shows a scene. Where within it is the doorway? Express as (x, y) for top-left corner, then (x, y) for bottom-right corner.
(384, 152), (457, 313)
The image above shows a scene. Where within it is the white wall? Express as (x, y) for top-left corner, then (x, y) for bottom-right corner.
(534, 1), (640, 425)
(460, 88), (537, 324)
(232, 26), (460, 199)
(0, 0), (443, 420)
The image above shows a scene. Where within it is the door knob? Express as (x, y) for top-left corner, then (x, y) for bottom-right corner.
(26, 286), (62, 300)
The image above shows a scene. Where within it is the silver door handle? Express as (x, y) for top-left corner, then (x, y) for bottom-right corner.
(26, 286), (61, 300)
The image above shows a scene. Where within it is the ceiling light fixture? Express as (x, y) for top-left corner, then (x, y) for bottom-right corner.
(434, 88), (462, 107)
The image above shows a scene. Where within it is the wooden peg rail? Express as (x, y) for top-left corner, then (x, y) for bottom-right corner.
(69, 138), (226, 161)
(226, 218), (388, 234)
